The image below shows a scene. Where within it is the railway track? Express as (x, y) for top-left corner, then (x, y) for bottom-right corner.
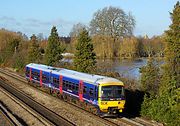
(0, 78), (75, 126)
(0, 68), (158, 126)
(0, 69), (119, 126)
(0, 103), (17, 126)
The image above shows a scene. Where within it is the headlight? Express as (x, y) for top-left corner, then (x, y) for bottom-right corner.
(101, 102), (108, 105)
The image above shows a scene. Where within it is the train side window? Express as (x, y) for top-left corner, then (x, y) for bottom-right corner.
(25, 68), (29, 75)
(65, 81), (68, 88)
(53, 77), (59, 88)
(63, 80), (69, 89)
(75, 85), (79, 91)
(31, 71), (34, 76)
(68, 83), (72, 90)
(89, 88), (94, 96)
(72, 84), (75, 90)
(42, 74), (46, 79)
(57, 79), (59, 84)
(63, 80), (66, 87)
(83, 86), (87, 94)
(69, 82), (71, 88)
(40, 73), (49, 83)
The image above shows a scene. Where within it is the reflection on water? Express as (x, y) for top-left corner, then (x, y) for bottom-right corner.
(97, 58), (147, 80)
(61, 58), (163, 80)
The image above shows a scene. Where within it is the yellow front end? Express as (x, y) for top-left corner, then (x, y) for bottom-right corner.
(98, 83), (125, 113)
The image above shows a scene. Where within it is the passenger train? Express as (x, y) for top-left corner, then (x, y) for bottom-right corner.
(25, 63), (125, 116)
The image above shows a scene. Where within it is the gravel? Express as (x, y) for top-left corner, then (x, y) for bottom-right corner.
(0, 88), (47, 126)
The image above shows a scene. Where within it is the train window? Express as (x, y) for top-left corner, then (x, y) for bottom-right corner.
(54, 78), (59, 84)
(68, 84), (72, 90)
(42, 75), (46, 82)
(83, 86), (87, 94)
(42, 75), (46, 79)
(66, 81), (68, 88)
(63, 80), (66, 87)
(25, 68), (30, 75)
(32, 71), (39, 79)
(37, 72), (40, 80)
(72, 84), (75, 90)
(89, 88), (94, 96)
(75, 85), (79, 91)
(57, 79), (59, 84)
(68, 82), (71, 88)
(63, 80), (69, 89)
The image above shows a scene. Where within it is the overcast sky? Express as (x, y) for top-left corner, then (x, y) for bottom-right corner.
(0, 0), (178, 38)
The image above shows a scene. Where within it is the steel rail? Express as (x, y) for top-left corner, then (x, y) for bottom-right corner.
(0, 79), (75, 126)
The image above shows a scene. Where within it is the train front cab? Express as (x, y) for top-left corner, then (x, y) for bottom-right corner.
(98, 82), (125, 117)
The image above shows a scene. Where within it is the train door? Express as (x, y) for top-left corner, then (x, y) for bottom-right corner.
(30, 68), (32, 81)
(59, 75), (63, 94)
(49, 71), (53, 88)
(79, 80), (84, 102)
(40, 70), (42, 87)
(95, 86), (98, 101)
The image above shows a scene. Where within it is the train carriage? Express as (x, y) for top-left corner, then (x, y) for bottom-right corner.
(25, 63), (125, 116)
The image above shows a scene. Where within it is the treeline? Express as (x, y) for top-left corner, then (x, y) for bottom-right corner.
(0, 29), (29, 70)
(68, 35), (165, 59)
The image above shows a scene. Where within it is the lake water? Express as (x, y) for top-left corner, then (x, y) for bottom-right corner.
(96, 58), (147, 80)
(61, 58), (163, 81)
(61, 58), (148, 80)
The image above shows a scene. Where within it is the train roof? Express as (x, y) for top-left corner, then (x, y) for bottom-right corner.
(26, 63), (123, 85)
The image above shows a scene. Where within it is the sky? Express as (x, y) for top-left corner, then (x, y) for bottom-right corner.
(0, 0), (178, 38)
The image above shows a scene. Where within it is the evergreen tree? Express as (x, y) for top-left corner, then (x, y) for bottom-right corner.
(157, 2), (180, 125)
(74, 29), (96, 73)
(7, 38), (20, 54)
(140, 58), (160, 96)
(45, 26), (64, 66)
(160, 1), (180, 94)
(141, 2), (180, 125)
(27, 34), (40, 63)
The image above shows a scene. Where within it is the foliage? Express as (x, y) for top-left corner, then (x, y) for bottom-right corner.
(90, 6), (135, 38)
(27, 34), (41, 63)
(74, 29), (96, 73)
(92, 35), (115, 58)
(44, 26), (65, 66)
(12, 53), (26, 71)
(0, 29), (22, 65)
(6, 38), (20, 54)
(140, 58), (160, 95)
(150, 36), (165, 57)
(136, 37), (145, 57)
(141, 2), (180, 126)
(0, 29), (28, 70)
(142, 36), (165, 57)
(67, 34), (165, 59)
(119, 37), (139, 58)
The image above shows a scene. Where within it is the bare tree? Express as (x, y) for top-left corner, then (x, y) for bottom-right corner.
(69, 23), (87, 37)
(89, 6), (135, 38)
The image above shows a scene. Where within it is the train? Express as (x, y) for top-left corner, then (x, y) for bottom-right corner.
(25, 63), (125, 117)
